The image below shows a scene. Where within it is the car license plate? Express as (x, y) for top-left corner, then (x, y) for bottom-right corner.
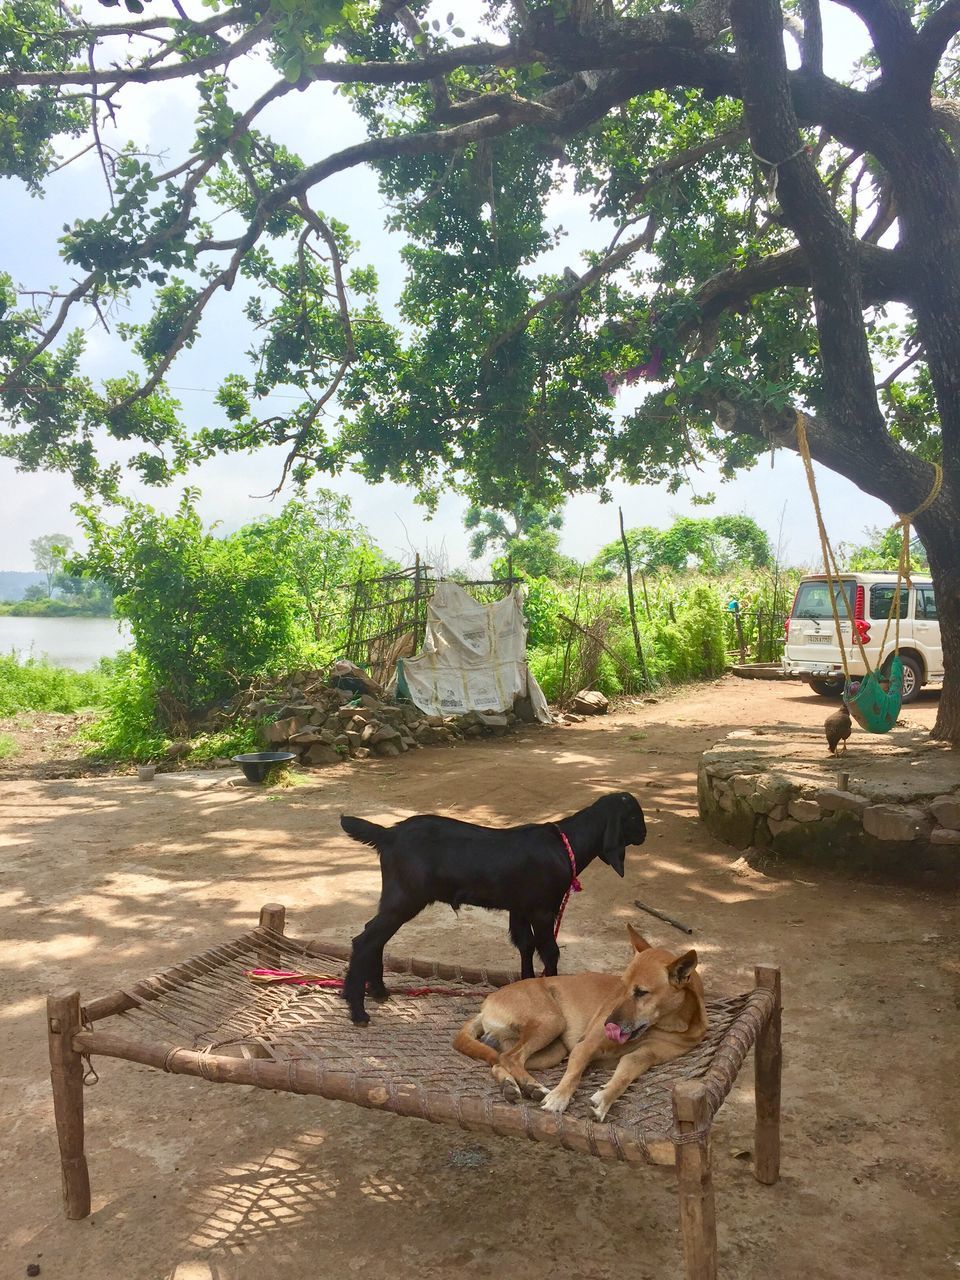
(806, 634), (832, 643)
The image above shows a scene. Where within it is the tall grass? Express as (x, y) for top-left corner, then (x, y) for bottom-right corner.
(526, 569), (794, 703)
(0, 653), (113, 716)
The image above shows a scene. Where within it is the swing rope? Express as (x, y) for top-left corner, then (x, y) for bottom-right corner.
(793, 412), (942, 733)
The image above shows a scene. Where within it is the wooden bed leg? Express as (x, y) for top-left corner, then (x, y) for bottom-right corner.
(672, 1080), (717, 1280)
(257, 902), (286, 967)
(47, 991), (91, 1220)
(259, 903), (286, 934)
(754, 965), (782, 1186)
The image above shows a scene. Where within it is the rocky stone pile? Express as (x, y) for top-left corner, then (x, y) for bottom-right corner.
(698, 725), (960, 885)
(227, 669), (528, 766)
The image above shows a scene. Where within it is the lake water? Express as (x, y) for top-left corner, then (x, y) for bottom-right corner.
(0, 616), (130, 670)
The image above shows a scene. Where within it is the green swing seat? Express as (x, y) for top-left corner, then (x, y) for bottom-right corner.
(843, 656), (903, 733)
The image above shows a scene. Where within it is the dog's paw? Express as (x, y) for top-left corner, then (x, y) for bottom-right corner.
(540, 1088), (570, 1115)
(499, 1077), (522, 1104)
(589, 1090), (611, 1123)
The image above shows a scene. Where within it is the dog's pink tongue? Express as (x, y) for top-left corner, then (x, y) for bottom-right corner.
(604, 1021), (629, 1044)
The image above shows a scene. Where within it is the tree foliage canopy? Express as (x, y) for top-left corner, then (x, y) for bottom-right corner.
(0, 0), (950, 510)
(592, 514), (772, 578)
(4, 0), (960, 734)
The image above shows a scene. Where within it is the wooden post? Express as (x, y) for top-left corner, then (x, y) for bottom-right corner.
(754, 965), (782, 1185)
(47, 990), (91, 1220)
(618, 506), (650, 689)
(734, 609), (746, 663)
(257, 903), (286, 967)
(672, 1080), (717, 1280)
(412, 553), (422, 652)
(639, 570), (652, 622)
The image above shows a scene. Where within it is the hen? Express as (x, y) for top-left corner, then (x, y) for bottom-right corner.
(824, 704), (852, 755)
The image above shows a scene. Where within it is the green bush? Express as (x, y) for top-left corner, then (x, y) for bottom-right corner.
(74, 494), (311, 721)
(83, 652), (167, 761)
(84, 655), (270, 763)
(0, 653), (111, 715)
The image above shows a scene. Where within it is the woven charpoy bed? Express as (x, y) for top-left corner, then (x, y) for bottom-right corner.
(47, 903), (781, 1280)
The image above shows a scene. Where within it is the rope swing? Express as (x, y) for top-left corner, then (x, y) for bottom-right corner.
(793, 412), (942, 733)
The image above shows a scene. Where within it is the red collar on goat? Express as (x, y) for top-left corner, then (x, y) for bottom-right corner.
(551, 824), (582, 939)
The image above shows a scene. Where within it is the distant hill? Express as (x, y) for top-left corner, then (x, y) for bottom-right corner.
(0, 571), (45, 602)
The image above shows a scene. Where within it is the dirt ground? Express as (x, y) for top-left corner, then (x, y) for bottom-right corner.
(1, 676), (957, 1280)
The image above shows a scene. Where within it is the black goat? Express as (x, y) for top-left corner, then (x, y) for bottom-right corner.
(339, 791), (647, 1024)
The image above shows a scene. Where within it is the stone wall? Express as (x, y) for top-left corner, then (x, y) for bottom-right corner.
(698, 727), (960, 885)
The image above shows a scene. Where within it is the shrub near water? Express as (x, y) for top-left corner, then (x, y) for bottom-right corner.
(0, 653), (111, 715)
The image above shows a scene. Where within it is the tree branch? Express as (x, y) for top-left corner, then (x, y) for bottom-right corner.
(731, 0), (889, 448)
(711, 396), (937, 517)
(917, 0), (960, 81)
(831, 0), (918, 74)
(799, 0), (824, 73)
(0, 34), (512, 89)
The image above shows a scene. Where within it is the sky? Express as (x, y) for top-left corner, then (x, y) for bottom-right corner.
(0, 3), (893, 575)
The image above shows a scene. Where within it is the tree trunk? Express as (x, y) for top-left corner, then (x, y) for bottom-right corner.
(880, 124), (960, 744)
(917, 518), (960, 742)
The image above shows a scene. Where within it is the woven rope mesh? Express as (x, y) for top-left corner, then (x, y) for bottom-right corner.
(96, 929), (770, 1162)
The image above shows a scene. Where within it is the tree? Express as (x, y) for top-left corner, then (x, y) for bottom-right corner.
(235, 489), (392, 644)
(72, 493), (305, 720)
(30, 533), (73, 595)
(464, 499), (563, 561)
(1, 2), (958, 737)
(593, 516), (772, 578)
(844, 526), (930, 573)
(464, 498), (576, 577)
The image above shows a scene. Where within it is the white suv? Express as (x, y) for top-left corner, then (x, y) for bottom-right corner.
(782, 572), (942, 703)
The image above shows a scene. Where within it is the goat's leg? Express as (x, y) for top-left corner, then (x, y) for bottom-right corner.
(344, 902), (422, 1024)
(509, 912), (537, 979)
(361, 914), (391, 1002)
(531, 911), (561, 976)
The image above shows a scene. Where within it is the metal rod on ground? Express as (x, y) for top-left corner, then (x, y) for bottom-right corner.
(634, 899), (695, 936)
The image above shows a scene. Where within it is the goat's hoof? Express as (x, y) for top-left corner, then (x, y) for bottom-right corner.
(349, 1008), (370, 1026)
(521, 1081), (548, 1101)
(500, 1078), (522, 1104)
(540, 1088), (569, 1115)
(366, 983), (390, 1002)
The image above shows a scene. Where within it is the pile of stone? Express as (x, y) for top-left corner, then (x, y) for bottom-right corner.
(227, 669), (528, 766)
(697, 725), (960, 885)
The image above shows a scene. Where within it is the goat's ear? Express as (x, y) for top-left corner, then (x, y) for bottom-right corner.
(603, 804), (625, 855)
(627, 924), (652, 954)
(598, 844), (626, 876)
(667, 950), (698, 987)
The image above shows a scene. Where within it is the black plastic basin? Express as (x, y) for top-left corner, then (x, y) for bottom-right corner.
(232, 751), (296, 783)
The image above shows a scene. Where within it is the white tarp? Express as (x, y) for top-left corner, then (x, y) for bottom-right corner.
(397, 581), (551, 723)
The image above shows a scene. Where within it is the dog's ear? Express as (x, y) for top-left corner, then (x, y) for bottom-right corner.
(626, 924), (652, 953)
(667, 950), (698, 986)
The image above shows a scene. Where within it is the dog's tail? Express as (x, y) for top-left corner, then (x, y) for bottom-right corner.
(340, 815), (390, 852)
(453, 1015), (500, 1066)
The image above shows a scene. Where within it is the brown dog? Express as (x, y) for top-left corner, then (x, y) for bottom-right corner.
(454, 925), (707, 1122)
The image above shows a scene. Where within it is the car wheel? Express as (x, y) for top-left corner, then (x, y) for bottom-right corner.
(887, 654), (923, 704)
(809, 677), (845, 697)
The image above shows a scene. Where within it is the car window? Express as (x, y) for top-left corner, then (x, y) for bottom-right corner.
(869, 585), (910, 622)
(791, 580), (855, 620)
(914, 587), (938, 621)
